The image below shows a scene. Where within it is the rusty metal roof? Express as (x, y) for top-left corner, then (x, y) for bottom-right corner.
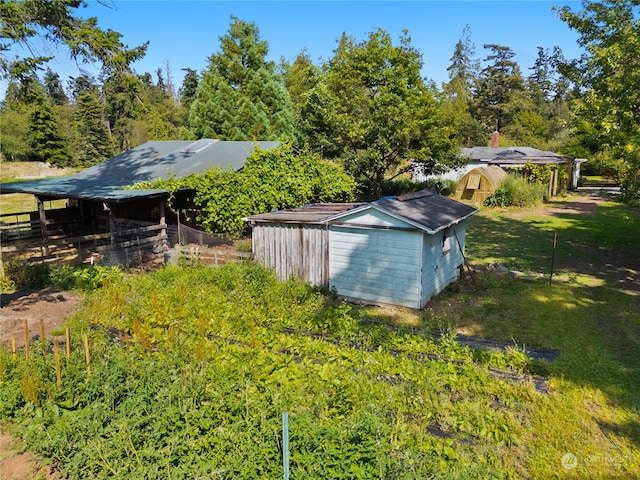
(243, 203), (366, 223)
(0, 139), (280, 202)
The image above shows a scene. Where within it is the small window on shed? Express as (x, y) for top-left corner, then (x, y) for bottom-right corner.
(466, 173), (481, 190)
(442, 228), (451, 255)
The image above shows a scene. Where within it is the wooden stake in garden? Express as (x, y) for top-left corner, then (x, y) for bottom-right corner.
(83, 334), (91, 376)
(11, 335), (16, 362)
(54, 339), (62, 390)
(40, 318), (46, 352)
(23, 319), (30, 360)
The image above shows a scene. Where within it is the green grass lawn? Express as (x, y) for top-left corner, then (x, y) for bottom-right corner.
(0, 192), (638, 479)
(428, 194), (640, 478)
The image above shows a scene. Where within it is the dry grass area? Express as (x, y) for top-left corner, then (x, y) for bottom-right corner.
(0, 161), (75, 182)
(0, 161), (74, 215)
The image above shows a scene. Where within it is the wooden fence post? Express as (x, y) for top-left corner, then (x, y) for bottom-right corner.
(23, 319), (30, 360)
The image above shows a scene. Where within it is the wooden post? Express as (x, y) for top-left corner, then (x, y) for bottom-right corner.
(40, 318), (45, 346)
(36, 196), (49, 256)
(159, 201), (166, 240)
(83, 334), (91, 376)
(54, 339), (62, 390)
(11, 335), (16, 362)
(177, 210), (182, 245)
(107, 205), (116, 247)
(65, 328), (71, 361)
(23, 319), (30, 360)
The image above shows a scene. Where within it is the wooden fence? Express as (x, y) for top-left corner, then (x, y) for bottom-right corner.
(175, 244), (253, 266)
(1, 217), (167, 269)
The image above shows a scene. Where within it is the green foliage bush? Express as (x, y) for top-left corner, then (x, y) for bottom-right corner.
(3, 263), (123, 291)
(484, 174), (546, 208)
(135, 144), (357, 234)
(381, 177), (457, 198)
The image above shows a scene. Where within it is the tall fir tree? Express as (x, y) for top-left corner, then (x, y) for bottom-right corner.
(442, 26), (485, 146)
(71, 90), (113, 166)
(473, 44), (527, 135)
(29, 99), (68, 166)
(188, 16), (296, 141)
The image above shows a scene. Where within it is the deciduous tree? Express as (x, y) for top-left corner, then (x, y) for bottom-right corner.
(302, 29), (457, 197)
(557, 0), (640, 201)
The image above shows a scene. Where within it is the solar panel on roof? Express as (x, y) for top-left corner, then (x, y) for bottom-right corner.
(180, 138), (218, 154)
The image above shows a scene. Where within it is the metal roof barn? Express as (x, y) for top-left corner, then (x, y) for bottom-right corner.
(0, 139), (280, 202)
(0, 139), (280, 268)
(245, 190), (478, 309)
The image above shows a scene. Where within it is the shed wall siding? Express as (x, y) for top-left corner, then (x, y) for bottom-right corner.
(329, 226), (423, 309)
(420, 221), (466, 306)
(252, 223), (328, 286)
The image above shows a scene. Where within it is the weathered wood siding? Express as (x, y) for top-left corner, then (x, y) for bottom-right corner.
(420, 221), (466, 306)
(329, 226), (424, 309)
(251, 223), (329, 287)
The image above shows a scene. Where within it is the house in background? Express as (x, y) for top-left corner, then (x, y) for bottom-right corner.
(0, 139), (279, 266)
(414, 133), (586, 193)
(244, 189), (478, 309)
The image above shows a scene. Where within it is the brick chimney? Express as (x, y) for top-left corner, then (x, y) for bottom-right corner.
(491, 130), (500, 148)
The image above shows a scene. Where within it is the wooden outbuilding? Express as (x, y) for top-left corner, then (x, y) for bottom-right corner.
(0, 139), (279, 268)
(455, 166), (507, 204)
(244, 190), (478, 309)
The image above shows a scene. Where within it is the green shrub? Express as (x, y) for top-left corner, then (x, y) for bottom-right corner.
(382, 177), (457, 198)
(3, 263), (123, 292)
(484, 174), (546, 207)
(4, 262), (51, 290)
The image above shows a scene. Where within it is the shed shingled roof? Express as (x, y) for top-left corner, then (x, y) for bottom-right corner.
(0, 139), (280, 202)
(244, 190), (478, 234)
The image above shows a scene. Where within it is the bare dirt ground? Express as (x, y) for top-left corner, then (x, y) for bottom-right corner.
(0, 190), (635, 479)
(0, 289), (81, 348)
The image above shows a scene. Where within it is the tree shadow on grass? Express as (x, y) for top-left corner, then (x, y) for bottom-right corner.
(427, 198), (640, 448)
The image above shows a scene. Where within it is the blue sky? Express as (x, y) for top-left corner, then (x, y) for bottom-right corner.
(10, 1), (585, 91)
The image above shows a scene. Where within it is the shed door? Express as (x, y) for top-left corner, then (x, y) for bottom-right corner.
(329, 227), (423, 309)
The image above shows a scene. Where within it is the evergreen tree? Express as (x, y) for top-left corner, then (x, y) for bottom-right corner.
(280, 49), (321, 143)
(29, 99), (69, 166)
(473, 44), (527, 134)
(71, 90), (113, 166)
(43, 69), (68, 106)
(188, 16), (296, 141)
(179, 68), (199, 109)
(442, 26), (485, 146)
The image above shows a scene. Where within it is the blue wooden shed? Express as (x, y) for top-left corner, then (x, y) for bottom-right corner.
(245, 190), (477, 309)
